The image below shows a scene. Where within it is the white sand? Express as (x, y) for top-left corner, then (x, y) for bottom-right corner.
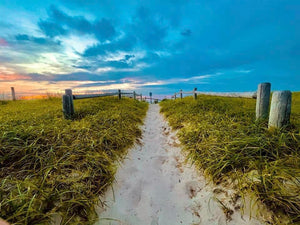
(95, 105), (264, 225)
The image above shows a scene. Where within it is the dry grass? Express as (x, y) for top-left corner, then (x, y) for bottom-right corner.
(0, 97), (148, 224)
(160, 92), (300, 224)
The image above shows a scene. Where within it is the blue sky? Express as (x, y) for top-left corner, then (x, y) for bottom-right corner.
(0, 0), (299, 95)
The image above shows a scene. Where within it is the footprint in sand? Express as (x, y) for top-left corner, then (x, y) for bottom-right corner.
(186, 181), (202, 199)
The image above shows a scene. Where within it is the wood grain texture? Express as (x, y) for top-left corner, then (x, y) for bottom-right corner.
(269, 91), (292, 128)
(256, 82), (271, 120)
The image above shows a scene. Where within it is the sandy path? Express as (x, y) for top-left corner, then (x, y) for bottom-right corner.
(95, 105), (263, 225)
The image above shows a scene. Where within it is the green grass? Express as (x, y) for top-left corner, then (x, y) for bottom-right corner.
(160, 92), (300, 224)
(0, 97), (148, 224)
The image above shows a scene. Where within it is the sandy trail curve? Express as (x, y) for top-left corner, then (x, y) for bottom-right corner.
(96, 104), (263, 225)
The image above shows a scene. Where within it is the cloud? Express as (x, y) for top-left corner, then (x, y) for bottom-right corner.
(0, 38), (8, 46)
(180, 29), (191, 36)
(130, 6), (169, 49)
(94, 18), (116, 41)
(83, 34), (137, 56)
(38, 20), (68, 37)
(0, 0), (299, 94)
(82, 5), (178, 58)
(0, 66), (30, 81)
(15, 34), (62, 46)
(38, 5), (116, 42)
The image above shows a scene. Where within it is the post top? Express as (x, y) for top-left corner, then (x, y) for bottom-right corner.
(65, 89), (73, 95)
(259, 82), (271, 86)
(272, 90), (292, 94)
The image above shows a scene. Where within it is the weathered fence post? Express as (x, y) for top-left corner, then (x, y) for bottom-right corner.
(140, 94), (142, 101)
(150, 92), (152, 104)
(256, 82), (271, 120)
(63, 89), (75, 119)
(174, 93), (177, 99)
(180, 89), (183, 99)
(268, 91), (292, 129)
(66, 90), (74, 115)
(11, 87), (16, 101)
(133, 91), (136, 100)
(193, 87), (197, 99)
(118, 89), (122, 100)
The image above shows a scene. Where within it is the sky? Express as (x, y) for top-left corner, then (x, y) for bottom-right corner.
(0, 0), (299, 96)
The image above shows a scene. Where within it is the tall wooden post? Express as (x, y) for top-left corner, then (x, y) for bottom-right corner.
(180, 89), (183, 99)
(149, 92), (152, 104)
(174, 93), (177, 99)
(193, 87), (197, 99)
(62, 95), (72, 119)
(11, 87), (16, 101)
(256, 83), (271, 120)
(140, 94), (142, 101)
(118, 89), (122, 100)
(63, 89), (74, 119)
(65, 90), (74, 114)
(133, 91), (136, 100)
(268, 91), (292, 129)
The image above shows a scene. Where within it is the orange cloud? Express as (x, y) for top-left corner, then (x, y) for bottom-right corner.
(0, 66), (31, 80)
(0, 74), (31, 80)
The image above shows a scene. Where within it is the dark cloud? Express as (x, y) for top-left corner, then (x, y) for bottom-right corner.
(15, 34), (61, 46)
(130, 6), (169, 49)
(15, 34), (30, 41)
(75, 81), (117, 88)
(38, 5), (116, 41)
(38, 20), (68, 37)
(27, 72), (109, 81)
(83, 34), (137, 57)
(181, 29), (191, 36)
(124, 54), (135, 61)
(82, 6), (172, 58)
(94, 19), (116, 41)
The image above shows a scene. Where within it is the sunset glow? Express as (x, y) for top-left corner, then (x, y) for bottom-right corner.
(0, 0), (299, 97)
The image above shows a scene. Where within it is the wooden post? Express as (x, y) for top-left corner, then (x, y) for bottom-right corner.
(140, 94), (142, 101)
(268, 91), (292, 129)
(11, 87), (16, 101)
(180, 89), (183, 99)
(63, 89), (74, 119)
(118, 89), (121, 100)
(133, 91), (136, 100)
(256, 82), (271, 120)
(193, 87), (197, 99)
(65, 89), (73, 96)
(65, 89), (74, 115)
(62, 95), (72, 119)
(174, 93), (177, 99)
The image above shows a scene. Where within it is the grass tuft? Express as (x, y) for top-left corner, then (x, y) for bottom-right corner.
(160, 93), (300, 223)
(0, 97), (148, 224)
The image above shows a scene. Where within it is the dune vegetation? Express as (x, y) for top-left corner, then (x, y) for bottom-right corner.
(0, 97), (148, 224)
(160, 92), (300, 224)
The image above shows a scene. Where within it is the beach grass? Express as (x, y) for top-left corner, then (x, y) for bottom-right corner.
(0, 97), (148, 224)
(160, 92), (300, 223)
